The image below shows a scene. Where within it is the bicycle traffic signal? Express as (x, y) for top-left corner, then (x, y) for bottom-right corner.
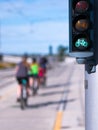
(69, 0), (94, 64)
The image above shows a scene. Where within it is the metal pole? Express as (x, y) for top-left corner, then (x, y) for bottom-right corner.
(85, 1), (98, 128)
(85, 66), (98, 130)
(85, 1), (98, 129)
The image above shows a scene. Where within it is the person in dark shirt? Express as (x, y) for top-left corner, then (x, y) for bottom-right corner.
(15, 55), (30, 102)
(39, 57), (48, 71)
(39, 57), (48, 85)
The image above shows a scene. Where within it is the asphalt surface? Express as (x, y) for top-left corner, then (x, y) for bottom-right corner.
(0, 58), (85, 130)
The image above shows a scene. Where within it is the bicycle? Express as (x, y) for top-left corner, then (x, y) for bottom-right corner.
(20, 79), (28, 110)
(32, 77), (39, 95)
(40, 76), (47, 87)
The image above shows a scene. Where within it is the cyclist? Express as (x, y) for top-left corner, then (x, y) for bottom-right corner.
(39, 57), (48, 72)
(38, 64), (45, 85)
(39, 57), (48, 85)
(15, 54), (30, 102)
(29, 58), (39, 91)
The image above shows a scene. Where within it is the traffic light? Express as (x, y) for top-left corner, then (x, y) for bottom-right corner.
(69, 0), (94, 64)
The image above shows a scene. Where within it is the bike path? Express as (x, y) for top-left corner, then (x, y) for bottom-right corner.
(0, 62), (85, 130)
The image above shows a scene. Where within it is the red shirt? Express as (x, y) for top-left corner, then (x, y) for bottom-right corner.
(38, 67), (44, 77)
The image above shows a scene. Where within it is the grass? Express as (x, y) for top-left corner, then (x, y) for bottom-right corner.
(0, 62), (16, 69)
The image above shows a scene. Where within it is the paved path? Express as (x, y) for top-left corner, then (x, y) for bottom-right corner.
(0, 59), (85, 130)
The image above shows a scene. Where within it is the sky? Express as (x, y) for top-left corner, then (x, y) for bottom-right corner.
(0, 0), (69, 54)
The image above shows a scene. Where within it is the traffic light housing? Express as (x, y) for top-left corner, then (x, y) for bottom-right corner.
(69, 0), (94, 64)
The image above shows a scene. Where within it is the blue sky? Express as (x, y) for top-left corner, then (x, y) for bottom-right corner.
(0, 0), (69, 54)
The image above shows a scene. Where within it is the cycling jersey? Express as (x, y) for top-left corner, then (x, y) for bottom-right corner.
(16, 62), (28, 78)
(38, 67), (44, 77)
(30, 63), (39, 75)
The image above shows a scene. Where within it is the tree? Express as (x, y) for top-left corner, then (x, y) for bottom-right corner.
(57, 45), (68, 61)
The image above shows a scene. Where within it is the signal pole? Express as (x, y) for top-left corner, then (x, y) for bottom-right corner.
(69, 0), (98, 129)
(85, 0), (98, 129)
(85, 67), (98, 130)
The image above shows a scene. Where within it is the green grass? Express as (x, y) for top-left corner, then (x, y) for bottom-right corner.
(0, 62), (16, 69)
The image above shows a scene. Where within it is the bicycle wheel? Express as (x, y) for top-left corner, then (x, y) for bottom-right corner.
(20, 87), (25, 110)
(20, 85), (28, 110)
(41, 76), (47, 87)
(32, 79), (39, 95)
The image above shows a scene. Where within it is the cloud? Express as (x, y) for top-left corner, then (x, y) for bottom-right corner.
(0, 0), (69, 54)
(0, 0), (68, 23)
(1, 21), (68, 43)
(1, 20), (69, 53)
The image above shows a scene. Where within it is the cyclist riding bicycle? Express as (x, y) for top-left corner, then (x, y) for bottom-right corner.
(29, 58), (39, 90)
(39, 57), (48, 85)
(39, 57), (48, 72)
(15, 54), (30, 102)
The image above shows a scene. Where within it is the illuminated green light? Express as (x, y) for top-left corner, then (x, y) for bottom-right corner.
(75, 38), (89, 50)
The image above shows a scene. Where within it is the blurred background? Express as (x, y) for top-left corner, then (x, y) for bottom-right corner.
(0, 0), (69, 67)
(0, 0), (68, 55)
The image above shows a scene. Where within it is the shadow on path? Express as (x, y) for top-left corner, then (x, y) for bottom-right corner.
(45, 82), (71, 89)
(27, 98), (76, 109)
(38, 90), (70, 97)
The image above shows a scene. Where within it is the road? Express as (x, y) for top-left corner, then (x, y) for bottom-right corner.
(0, 68), (15, 88)
(0, 58), (85, 130)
